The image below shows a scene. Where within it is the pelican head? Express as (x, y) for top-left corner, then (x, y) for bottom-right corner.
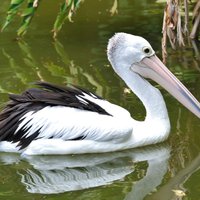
(107, 33), (200, 118)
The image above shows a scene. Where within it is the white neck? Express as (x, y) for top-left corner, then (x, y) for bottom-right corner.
(116, 68), (171, 146)
(118, 68), (169, 121)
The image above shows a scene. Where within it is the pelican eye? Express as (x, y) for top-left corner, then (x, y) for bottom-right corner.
(142, 47), (152, 55)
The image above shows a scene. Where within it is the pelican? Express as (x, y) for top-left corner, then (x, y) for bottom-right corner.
(0, 33), (199, 156)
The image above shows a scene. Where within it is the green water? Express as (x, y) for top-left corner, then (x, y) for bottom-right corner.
(0, 0), (200, 199)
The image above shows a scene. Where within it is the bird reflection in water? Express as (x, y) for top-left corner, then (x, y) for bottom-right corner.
(0, 144), (170, 199)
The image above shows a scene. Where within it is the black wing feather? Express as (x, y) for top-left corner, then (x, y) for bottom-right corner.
(0, 82), (111, 149)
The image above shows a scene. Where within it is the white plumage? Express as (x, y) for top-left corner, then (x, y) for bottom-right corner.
(0, 33), (199, 155)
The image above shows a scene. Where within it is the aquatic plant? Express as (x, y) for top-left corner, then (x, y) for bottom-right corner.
(1, 0), (199, 42)
(162, 0), (200, 62)
(1, 0), (84, 37)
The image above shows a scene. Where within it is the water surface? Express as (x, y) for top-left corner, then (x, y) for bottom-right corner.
(0, 0), (200, 199)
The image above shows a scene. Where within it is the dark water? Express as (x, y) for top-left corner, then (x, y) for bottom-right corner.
(0, 0), (200, 199)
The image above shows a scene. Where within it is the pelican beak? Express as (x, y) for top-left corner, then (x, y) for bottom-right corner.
(136, 55), (200, 118)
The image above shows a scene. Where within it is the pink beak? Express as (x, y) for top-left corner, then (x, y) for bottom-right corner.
(137, 55), (200, 118)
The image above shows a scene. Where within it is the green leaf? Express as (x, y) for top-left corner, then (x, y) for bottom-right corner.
(52, 0), (83, 38)
(2, 0), (83, 37)
(1, 0), (25, 31)
(17, 0), (40, 36)
(52, 2), (71, 38)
